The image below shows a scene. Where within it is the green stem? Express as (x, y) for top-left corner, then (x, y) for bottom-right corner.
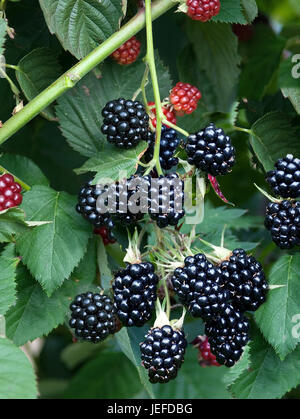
(162, 119), (189, 137)
(5, 64), (21, 72)
(162, 280), (171, 319)
(0, 0), (175, 146)
(145, 0), (163, 176)
(233, 126), (252, 135)
(0, 165), (31, 191)
(0, 66), (20, 98)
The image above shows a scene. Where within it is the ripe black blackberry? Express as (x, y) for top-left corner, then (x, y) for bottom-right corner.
(69, 292), (117, 343)
(220, 248), (268, 312)
(266, 154), (300, 198)
(265, 200), (300, 249)
(171, 253), (230, 320)
(185, 123), (235, 176)
(112, 262), (159, 327)
(140, 325), (187, 383)
(76, 180), (114, 229)
(148, 173), (185, 228)
(146, 126), (180, 170)
(101, 98), (149, 149)
(205, 304), (250, 367)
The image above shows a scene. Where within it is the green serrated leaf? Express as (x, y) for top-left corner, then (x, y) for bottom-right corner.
(6, 241), (97, 346)
(0, 244), (19, 315)
(212, 0), (246, 24)
(16, 48), (62, 120)
(0, 154), (49, 187)
(61, 351), (141, 398)
(56, 54), (172, 157)
(184, 21), (240, 113)
(250, 111), (300, 172)
(0, 207), (35, 243)
(39, 0), (125, 59)
(224, 344), (251, 388)
(0, 337), (37, 399)
(240, 0), (258, 23)
(255, 254), (300, 360)
(230, 330), (300, 399)
(0, 17), (7, 56)
(15, 185), (92, 296)
(75, 142), (147, 183)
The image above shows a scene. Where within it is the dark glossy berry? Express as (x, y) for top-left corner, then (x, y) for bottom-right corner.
(69, 293), (117, 343)
(220, 248), (268, 312)
(112, 262), (159, 327)
(265, 200), (300, 249)
(187, 0), (220, 22)
(146, 126), (180, 170)
(111, 36), (141, 65)
(192, 335), (221, 367)
(186, 123), (235, 176)
(148, 173), (185, 228)
(101, 98), (149, 149)
(169, 82), (201, 115)
(140, 325), (187, 383)
(94, 226), (116, 245)
(205, 304), (250, 367)
(76, 180), (114, 229)
(171, 253), (230, 320)
(0, 173), (23, 212)
(266, 154), (300, 198)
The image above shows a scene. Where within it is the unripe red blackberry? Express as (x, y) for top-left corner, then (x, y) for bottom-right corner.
(111, 36), (141, 65)
(185, 123), (235, 176)
(266, 154), (300, 199)
(148, 101), (177, 128)
(140, 325), (187, 383)
(69, 292), (117, 343)
(220, 248), (268, 312)
(101, 98), (149, 149)
(232, 24), (254, 42)
(112, 262), (159, 327)
(148, 173), (185, 228)
(76, 180), (114, 229)
(94, 226), (116, 245)
(205, 304), (250, 367)
(170, 82), (201, 115)
(186, 0), (220, 22)
(192, 335), (221, 367)
(265, 200), (300, 249)
(171, 253), (230, 320)
(0, 173), (23, 211)
(146, 125), (180, 170)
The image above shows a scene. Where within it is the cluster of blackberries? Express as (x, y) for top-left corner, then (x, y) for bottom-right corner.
(171, 249), (267, 367)
(101, 98), (149, 149)
(112, 262), (159, 327)
(185, 123), (235, 176)
(265, 200), (300, 249)
(76, 173), (185, 231)
(140, 325), (187, 383)
(0, 173), (23, 211)
(146, 125), (180, 170)
(69, 293), (117, 343)
(265, 155), (300, 249)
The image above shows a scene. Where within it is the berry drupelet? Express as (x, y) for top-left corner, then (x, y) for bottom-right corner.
(146, 125), (180, 170)
(169, 82), (201, 115)
(69, 293), (117, 343)
(140, 325), (187, 383)
(205, 304), (250, 367)
(265, 200), (300, 249)
(111, 36), (141, 65)
(148, 101), (177, 129)
(186, 0), (221, 22)
(112, 262), (159, 327)
(171, 253), (230, 320)
(0, 173), (23, 211)
(266, 154), (300, 199)
(101, 98), (149, 149)
(185, 123), (235, 176)
(192, 335), (221, 367)
(76, 180), (114, 229)
(94, 226), (116, 245)
(220, 248), (268, 312)
(148, 173), (185, 228)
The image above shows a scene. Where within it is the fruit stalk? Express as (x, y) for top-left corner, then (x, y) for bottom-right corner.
(0, 0), (175, 146)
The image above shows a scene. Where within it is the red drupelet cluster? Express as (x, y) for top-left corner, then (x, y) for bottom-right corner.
(0, 173), (23, 212)
(111, 36), (141, 65)
(187, 0), (221, 22)
(148, 101), (177, 128)
(94, 226), (116, 246)
(170, 82), (202, 115)
(192, 335), (221, 367)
